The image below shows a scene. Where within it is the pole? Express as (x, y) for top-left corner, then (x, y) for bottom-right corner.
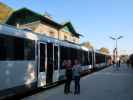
(109, 34), (123, 64)
(116, 39), (118, 63)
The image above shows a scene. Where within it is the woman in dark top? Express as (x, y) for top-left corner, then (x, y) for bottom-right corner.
(64, 60), (73, 94)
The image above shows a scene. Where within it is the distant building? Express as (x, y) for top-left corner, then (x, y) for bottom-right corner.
(5, 8), (81, 44)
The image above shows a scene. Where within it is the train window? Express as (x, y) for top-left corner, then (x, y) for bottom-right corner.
(79, 50), (83, 65)
(83, 51), (86, 65)
(54, 46), (58, 70)
(89, 52), (92, 65)
(77, 50), (80, 61)
(101, 54), (106, 63)
(67, 47), (72, 61)
(95, 53), (99, 64)
(60, 46), (65, 69)
(82, 51), (86, 65)
(95, 53), (106, 64)
(14, 37), (24, 60)
(0, 35), (14, 60)
(70, 48), (79, 65)
(14, 36), (35, 60)
(40, 43), (45, 72)
(60, 46), (69, 69)
(47, 43), (53, 65)
(24, 39), (35, 60)
(78, 50), (82, 64)
(0, 34), (35, 60)
(84, 51), (88, 65)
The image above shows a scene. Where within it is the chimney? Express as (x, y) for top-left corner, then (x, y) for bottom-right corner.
(44, 12), (52, 20)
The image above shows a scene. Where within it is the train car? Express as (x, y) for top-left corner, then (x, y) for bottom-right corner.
(94, 51), (111, 69)
(58, 41), (81, 80)
(79, 46), (93, 74)
(0, 24), (38, 99)
(0, 24), (110, 99)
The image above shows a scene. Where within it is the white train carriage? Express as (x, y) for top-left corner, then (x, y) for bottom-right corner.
(0, 24), (93, 98)
(0, 24), (62, 97)
(0, 24), (38, 98)
(0, 24), (110, 98)
(94, 51), (109, 69)
(58, 41), (81, 80)
(80, 46), (90, 71)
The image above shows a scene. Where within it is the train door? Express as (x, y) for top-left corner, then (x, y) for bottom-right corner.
(93, 51), (96, 68)
(46, 43), (59, 84)
(38, 42), (47, 87)
(46, 43), (54, 85)
(53, 44), (59, 82)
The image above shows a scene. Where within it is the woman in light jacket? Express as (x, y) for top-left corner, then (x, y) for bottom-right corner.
(73, 59), (81, 95)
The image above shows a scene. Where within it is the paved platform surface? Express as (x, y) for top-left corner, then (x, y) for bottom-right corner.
(22, 64), (133, 100)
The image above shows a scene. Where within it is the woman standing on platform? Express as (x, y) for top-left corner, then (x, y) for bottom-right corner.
(64, 60), (73, 94)
(73, 59), (81, 95)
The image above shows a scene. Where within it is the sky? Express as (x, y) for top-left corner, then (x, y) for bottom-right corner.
(0, 0), (133, 55)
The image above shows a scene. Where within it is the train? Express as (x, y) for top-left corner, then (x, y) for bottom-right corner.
(0, 24), (111, 99)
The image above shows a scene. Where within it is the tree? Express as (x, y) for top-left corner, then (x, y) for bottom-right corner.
(81, 41), (93, 49)
(0, 2), (12, 23)
(119, 55), (128, 63)
(99, 47), (109, 54)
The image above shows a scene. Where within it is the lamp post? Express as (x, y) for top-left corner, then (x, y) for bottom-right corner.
(110, 33), (123, 63)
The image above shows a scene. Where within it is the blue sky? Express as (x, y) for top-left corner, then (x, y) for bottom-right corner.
(0, 0), (133, 55)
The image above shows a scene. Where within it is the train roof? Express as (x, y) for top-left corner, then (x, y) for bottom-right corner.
(0, 23), (37, 40)
(0, 24), (82, 49)
(95, 50), (111, 56)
